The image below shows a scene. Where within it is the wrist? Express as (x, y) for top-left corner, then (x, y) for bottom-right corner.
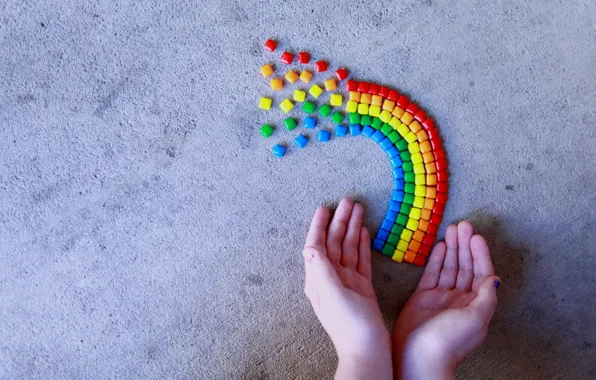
(335, 332), (392, 380)
(393, 333), (455, 380)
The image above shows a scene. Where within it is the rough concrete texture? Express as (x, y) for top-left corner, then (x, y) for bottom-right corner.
(1, 0), (595, 378)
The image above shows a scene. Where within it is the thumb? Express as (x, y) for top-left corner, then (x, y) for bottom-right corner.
(467, 276), (500, 324)
(303, 247), (342, 292)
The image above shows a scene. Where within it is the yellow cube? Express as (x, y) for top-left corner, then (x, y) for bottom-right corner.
(379, 110), (392, 123)
(389, 117), (400, 129)
(413, 197), (425, 208)
(349, 91), (361, 102)
(392, 250), (405, 262)
(415, 185), (427, 197)
(408, 142), (420, 154)
(397, 239), (410, 251)
(371, 95), (383, 107)
(405, 132), (418, 143)
(259, 97), (272, 110)
(400, 229), (413, 242)
(413, 163), (425, 174)
(369, 105), (381, 117)
(401, 111), (414, 125)
(382, 99), (396, 111)
(360, 93), (372, 105)
(300, 70), (313, 83)
(285, 69), (299, 84)
(411, 152), (423, 164)
(260, 64), (274, 78)
(406, 219), (419, 231)
(309, 84), (323, 98)
(409, 208), (422, 220)
(293, 90), (307, 102)
(397, 124), (410, 137)
(415, 174), (426, 185)
(270, 78), (284, 91)
(324, 78), (338, 91)
(357, 103), (369, 115)
(279, 98), (294, 113)
(330, 94), (343, 107)
(346, 100), (358, 113)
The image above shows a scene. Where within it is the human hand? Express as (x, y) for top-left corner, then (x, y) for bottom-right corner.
(303, 198), (391, 380)
(392, 221), (500, 380)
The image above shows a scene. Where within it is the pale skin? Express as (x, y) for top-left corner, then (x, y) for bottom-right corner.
(302, 198), (500, 380)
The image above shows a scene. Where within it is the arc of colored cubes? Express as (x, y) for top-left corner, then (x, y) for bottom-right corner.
(341, 80), (448, 266)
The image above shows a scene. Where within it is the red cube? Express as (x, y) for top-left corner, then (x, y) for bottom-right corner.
(430, 214), (442, 226)
(397, 95), (409, 108)
(368, 83), (379, 95)
(427, 223), (438, 235)
(432, 202), (445, 215)
(435, 159), (448, 171)
(430, 138), (443, 150)
(335, 68), (348, 80)
(414, 110), (427, 122)
(298, 51), (310, 64)
(379, 86), (390, 97)
(419, 243), (432, 256)
(315, 60), (328, 72)
(280, 51), (294, 64)
(413, 254), (427, 267)
(388, 90), (400, 102)
(427, 128), (440, 141)
(346, 80), (359, 91)
(264, 39), (277, 52)
(437, 181), (448, 193)
(436, 192), (448, 205)
(422, 117), (435, 130)
(406, 103), (419, 114)
(422, 234), (436, 246)
(358, 82), (370, 93)
(434, 148), (446, 160)
(437, 171), (449, 183)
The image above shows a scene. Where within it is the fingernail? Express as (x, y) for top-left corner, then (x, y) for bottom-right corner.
(303, 249), (315, 263)
(494, 279), (501, 289)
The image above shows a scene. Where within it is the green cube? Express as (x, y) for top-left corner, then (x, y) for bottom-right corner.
(361, 115), (372, 126)
(284, 118), (297, 131)
(399, 203), (412, 215)
(404, 172), (415, 183)
(303, 101), (316, 114)
(391, 224), (404, 236)
(371, 117), (383, 129)
(403, 162), (413, 172)
(404, 183), (415, 194)
(396, 139), (408, 151)
(396, 213), (409, 226)
(382, 243), (396, 256)
(400, 151), (411, 161)
(387, 233), (399, 246)
(316, 104), (331, 117)
(349, 113), (361, 124)
(403, 194), (414, 205)
(331, 111), (345, 124)
(260, 124), (274, 138)
(388, 131), (400, 143)
(381, 123), (393, 136)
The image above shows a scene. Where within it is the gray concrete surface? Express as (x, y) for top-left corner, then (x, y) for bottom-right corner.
(1, 0), (595, 378)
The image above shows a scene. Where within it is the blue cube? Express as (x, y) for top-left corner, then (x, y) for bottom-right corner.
(372, 239), (385, 251)
(294, 134), (308, 148)
(272, 144), (286, 158)
(390, 157), (403, 168)
(349, 124), (362, 136)
(380, 138), (393, 150)
(381, 218), (394, 231)
(386, 210), (398, 221)
(372, 130), (384, 143)
(318, 130), (331, 142)
(335, 125), (348, 137)
(389, 200), (401, 212)
(361, 125), (375, 137)
(392, 190), (405, 201)
(386, 146), (399, 158)
(394, 178), (405, 190)
(304, 116), (317, 129)
(377, 228), (390, 241)
(393, 167), (404, 179)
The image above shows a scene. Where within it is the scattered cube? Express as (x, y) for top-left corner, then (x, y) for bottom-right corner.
(318, 130), (331, 142)
(258, 97), (272, 110)
(295, 133), (308, 148)
(330, 94), (343, 106)
(285, 69), (299, 84)
(335, 125), (348, 137)
(270, 78), (284, 91)
(298, 51), (310, 64)
(280, 51), (294, 64)
(309, 84), (323, 98)
(272, 144), (286, 157)
(315, 60), (328, 72)
(335, 68), (348, 81)
(279, 98), (294, 113)
(260, 124), (274, 138)
(318, 104), (332, 117)
(284, 118), (297, 131)
(304, 116), (317, 129)
(264, 39), (277, 52)
(299, 70), (313, 83)
(324, 78), (338, 91)
(260, 64), (274, 78)
(303, 101), (316, 114)
(293, 90), (307, 102)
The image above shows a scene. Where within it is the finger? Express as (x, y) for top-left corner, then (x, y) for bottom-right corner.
(471, 234), (495, 277)
(304, 206), (330, 256)
(326, 198), (354, 264)
(416, 242), (447, 291)
(467, 276), (500, 325)
(438, 224), (458, 288)
(357, 227), (372, 281)
(341, 203), (363, 269)
(455, 221), (474, 291)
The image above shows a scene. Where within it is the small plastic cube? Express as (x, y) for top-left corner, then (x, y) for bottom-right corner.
(335, 68), (348, 81)
(280, 51), (294, 64)
(293, 90), (307, 102)
(318, 104), (332, 117)
(259, 97), (272, 110)
(349, 124), (361, 136)
(300, 70), (313, 83)
(302, 101), (316, 114)
(335, 125), (348, 137)
(324, 78), (337, 91)
(298, 51), (310, 64)
(309, 84), (323, 98)
(295, 133), (308, 148)
(285, 70), (299, 84)
(279, 99), (294, 113)
(270, 78), (284, 91)
(330, 94), (343, 107)
(349, 91), (361, 102)
(264, 39), (277, 52)
(260, 64), (274, 78)
(357, 103), (369, 115)
(331, 112), (344, 124)
(284, 118), (297, 131)
(272, 144), (286, 157)
(304, 116), (316, 129)
(315, 60), (328, 72)
(260, 124), (274, 138)
(346, 100), (358, 113)
(318, 130), (330, 142)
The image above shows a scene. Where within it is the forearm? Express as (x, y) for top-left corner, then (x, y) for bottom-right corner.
(335, 351), (393, 380)
(392, 337), (454, 380)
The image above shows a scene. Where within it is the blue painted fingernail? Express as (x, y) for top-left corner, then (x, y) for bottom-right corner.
(494, 279), (501, 289)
